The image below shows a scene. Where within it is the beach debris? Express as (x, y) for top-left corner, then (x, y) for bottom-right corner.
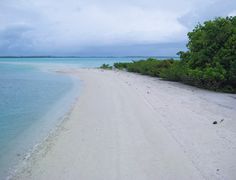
(16, 153), (21, 157)
(213, 119), (224, 125)
(217, 169), (220, 171)
(147, 91), (150, 94)
(220, 119), (224, 123)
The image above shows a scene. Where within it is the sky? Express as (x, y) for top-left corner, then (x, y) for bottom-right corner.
(0, 0), (235, 56)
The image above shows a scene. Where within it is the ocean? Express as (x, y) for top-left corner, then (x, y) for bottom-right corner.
(0, 57), (175, 178)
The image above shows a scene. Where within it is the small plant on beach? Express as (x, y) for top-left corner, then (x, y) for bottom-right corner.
(114, 62), (130, 70)
(100, 64), (112, 70)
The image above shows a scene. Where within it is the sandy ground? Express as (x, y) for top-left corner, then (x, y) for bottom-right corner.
(13, 69), (236, 180)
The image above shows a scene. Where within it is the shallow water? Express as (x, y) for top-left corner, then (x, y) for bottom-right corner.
(0, 62), (80, 178)
(0, 56), (178, 68)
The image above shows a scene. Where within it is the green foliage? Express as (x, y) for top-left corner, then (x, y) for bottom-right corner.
(160, 61), (188, 81)
(100, 64), (112, 70)
(182, 65), (226, 90)
(228, 60), (236, 87)
(178, 16), (236, 92)
(126, 59), (174, 77)
(114, 62), (130, 70)
(183, 17), (236, 70)
(112, 17), (236, 93)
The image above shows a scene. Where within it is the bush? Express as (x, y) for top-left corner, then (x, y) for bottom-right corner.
(112, 17), (236, 93)
(181, 17), (236, 71)
(114, 62), (130, 69)
(228, 60), (236, 87)
(160, 61), (187, 81)
(125, 59), (174, 77)
(113, 57), (235, 92)
(178, 16), (236, 92)
(183, 66), (226, 90)
(100, 64), (112, 70)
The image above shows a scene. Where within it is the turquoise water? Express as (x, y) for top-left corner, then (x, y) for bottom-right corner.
(0, 56), (178, 68)
(0, 57), (176, 178)
(0, 62), (80, 178)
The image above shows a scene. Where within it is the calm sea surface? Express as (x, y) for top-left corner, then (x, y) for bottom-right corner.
(0, 57), (175, 178)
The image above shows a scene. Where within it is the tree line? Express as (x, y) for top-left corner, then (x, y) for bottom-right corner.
(101, 16), (236, 93)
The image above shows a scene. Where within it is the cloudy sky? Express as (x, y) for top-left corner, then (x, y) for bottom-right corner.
(0, 0), (235, 56)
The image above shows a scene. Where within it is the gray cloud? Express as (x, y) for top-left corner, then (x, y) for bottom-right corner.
(76, 42), (187, 56)
(178, 0), (236, 28)
(0, 25), (34, 55)
(0, 0), (235, 56)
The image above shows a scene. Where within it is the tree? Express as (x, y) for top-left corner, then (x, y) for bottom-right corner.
(179, 16), (236, 89)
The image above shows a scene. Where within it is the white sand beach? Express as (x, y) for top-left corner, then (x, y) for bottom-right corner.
(13, 69), (236, 180)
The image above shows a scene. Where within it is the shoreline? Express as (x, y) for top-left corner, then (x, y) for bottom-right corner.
(12, 68), (236, 180)
(8, 95), (80, 180)
(4, 67), (82, 180)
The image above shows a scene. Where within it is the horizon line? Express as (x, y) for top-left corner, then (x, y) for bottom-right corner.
(0, 55), (179, 58)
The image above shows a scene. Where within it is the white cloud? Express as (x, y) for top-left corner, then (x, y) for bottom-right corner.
(228, 10), (236, 16)
(0, 0), (235, 55)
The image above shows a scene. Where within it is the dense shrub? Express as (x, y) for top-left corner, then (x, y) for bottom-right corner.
(228, 60), (236, 87)
(182, 66), (226, 90)
(179, 16), (236, 91)
(112, 17), (236, 92)
(181, 17), (236, 70)
(114, 62), (130, 70)
(160, 61), (187, 81)
(126, 58), (174, 77)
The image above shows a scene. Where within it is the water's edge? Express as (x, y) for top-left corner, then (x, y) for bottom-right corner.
(8, 78), (83, 180)
(0, 62), (81, 179)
